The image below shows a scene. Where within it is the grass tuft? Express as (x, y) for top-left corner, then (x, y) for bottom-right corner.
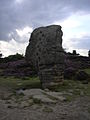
(43, 106), (53, 112)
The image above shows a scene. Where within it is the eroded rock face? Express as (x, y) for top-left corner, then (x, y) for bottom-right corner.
(25, 25), (65, 88)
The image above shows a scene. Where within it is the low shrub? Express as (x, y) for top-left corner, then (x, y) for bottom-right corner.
(64, 67), (77, 79)
(76, 71), (89, 81)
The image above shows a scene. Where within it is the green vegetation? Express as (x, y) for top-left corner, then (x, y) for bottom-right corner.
(48, 79), (90, 102)
(84, 68), (90, 75)
(33, 98), (42, 104)
(0, 53), (24, 63)
(43, 106), (53, 112)
(0, 69), (3, 72)
(87, 107), (90, 113)
(0, 76), (41, 91)
(49, 80), (90, 97)
(0, 76), (90, 102)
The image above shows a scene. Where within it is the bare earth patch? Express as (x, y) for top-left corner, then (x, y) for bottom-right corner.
(0, 87), (90, 120)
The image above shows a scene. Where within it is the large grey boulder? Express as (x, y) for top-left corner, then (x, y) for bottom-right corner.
(25, 25), (65, 88)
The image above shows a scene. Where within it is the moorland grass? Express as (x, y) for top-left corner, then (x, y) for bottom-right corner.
(84, 68), (90, 75)
(0, 76), (41, 91)
(0, 76), (90, 101)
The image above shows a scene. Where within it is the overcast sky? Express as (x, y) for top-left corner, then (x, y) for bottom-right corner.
(0, 0), (90, 57)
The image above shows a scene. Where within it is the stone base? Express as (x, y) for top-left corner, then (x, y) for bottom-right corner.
(39, 68), (64, 89)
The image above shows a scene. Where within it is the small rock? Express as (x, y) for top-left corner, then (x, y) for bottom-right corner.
(33, 95), (56, 104)
(44, 89), (49, 92)
(45, 91), (66, 101)
(20, 101), (29, 108)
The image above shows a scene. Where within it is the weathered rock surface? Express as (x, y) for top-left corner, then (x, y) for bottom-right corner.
(0, 89), (90, 120)
(25, 25), (65, 88)
(21, 89), (66, 103)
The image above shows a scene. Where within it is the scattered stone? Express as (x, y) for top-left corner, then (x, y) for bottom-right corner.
(21, 89), (66, 104)
(20, 101), (29, 108)
(44, 89), (49, 92)
(28, 99), (34, 106)
(22, 89), (44, 96)
(7, 105), (17, 109)
(33, 94), (56, 104)
(44, 91), (66, 101)
(16, 89), (24, 95)
(43, 106), (53, 112)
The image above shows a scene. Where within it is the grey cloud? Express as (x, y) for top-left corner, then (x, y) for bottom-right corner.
(70, 0), (90, 13)
(0, 0), (90, 42)
(71, 35), (90, 49)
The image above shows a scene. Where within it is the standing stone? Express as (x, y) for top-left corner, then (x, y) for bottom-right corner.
(25, 25), (65, 88)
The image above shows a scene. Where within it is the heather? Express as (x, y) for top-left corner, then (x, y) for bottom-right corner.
(0, 58), (37, 77)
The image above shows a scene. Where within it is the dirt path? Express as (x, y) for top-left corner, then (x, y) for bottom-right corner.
(0, 87), (90, 120)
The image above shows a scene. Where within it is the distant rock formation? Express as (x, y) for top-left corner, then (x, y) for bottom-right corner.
(88, 50), (90, 57)
(25, 25), (65, 88)
(65, 54), (90, 69)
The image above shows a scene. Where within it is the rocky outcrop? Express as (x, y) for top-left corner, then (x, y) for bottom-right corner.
(65, 54), (90, 69)
(0, 59), (37, 77)
(25, 25), (65, 88)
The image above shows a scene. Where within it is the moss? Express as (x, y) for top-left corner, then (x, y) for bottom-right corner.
(84, 69), (90, 75)
(43, 106), (53, 112)
(87, 107), (90, 113)
(0, 76), (41, 91)
(28, 99), (34, 106)
(33, 98), (42, 104)
(65, 95), (74, 102)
